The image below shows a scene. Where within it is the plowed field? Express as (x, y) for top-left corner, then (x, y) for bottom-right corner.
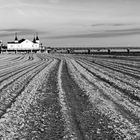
(0, 54), (140, 140)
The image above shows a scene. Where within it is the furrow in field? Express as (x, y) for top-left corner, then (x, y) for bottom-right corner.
(0, 55), (26, 70)
(67, 58), (140, 140)
(73, 60), (140, 121)
(0, 55), (51, 87)
(0, 54), (21, 62)
(83, 59), (140, 90)
(0, 61), (47, 92)
(0, 60), (42, 81)
(94, 60), (140, 89)
(94, 59), (140, 76)
(75, 60), (140, 123)
(104, 59), (140, 68)
(61, 59), (123, 140)
(0, 59), (53, 118)
(87, 55), (140, 62)
(77, 60), (140, 104)
(0, 55), (27, 68)
(93, 57), (140, 68)
(93, 60), (140, 80)
(102, 59), (140, 72)
(0, 59), (57, 139)
(57, 60), (79, 140)
(0, 55), (39, 76)
(17, 60), (65, 140)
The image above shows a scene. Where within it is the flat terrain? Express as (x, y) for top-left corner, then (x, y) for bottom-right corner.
(0, 53), (140, 140)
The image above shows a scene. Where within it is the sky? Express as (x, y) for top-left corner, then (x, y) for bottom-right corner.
(0, 0), (140, 47)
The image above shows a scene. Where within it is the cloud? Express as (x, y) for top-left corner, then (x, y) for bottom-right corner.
(91, 23), (129, 27)
(0, 28), (45, 37)
(48, 28), (140, 39)
(106, 28), (140, 33)
(15, 8), (26, 16)
(20, 0), (59, 5)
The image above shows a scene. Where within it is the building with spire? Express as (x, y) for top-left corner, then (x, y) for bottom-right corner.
(14, 33), (18, 43)
(35, 33), (40, 44)
(7, 33), (41, 52)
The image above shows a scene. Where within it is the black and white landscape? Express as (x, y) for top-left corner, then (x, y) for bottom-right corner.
(0, 0), (140, 140)
(0, 54), (140, 139)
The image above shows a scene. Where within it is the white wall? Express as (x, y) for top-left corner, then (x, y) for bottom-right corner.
(7, 39), (40, 50)
(7, 44), (21, 50)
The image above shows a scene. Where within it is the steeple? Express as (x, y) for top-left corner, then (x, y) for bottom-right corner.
(36, 33), (39, 41)
(33, 34), (36, 43)
(14, 33), (18, 43)
(35, 33), (40, 44)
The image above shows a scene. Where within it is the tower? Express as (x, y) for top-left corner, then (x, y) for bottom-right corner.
(14, 33), (18, 43)
(33, 34), (36, 43)
(35, 33), (40, 44)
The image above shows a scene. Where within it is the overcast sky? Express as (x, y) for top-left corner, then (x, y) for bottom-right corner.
(0, 0), (140, 47)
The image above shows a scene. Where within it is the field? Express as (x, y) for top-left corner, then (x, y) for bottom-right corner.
(0, 53), (140, 140)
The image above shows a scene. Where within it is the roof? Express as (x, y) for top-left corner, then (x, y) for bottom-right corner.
(8, 38), (38, 44)
(18, 39), (26, 43)
(7, 38), (25, 44)
(7, 41), (18, 44)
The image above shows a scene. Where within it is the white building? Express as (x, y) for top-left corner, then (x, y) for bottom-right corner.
(7, 33), (41, 51)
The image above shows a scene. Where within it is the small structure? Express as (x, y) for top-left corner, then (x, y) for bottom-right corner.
(7, 33), (41, 53)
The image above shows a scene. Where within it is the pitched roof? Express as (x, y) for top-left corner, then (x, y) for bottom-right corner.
(7, 41), (18, 44)
(7, 39), (25, 44)
(8, 38), (38, 44)
(18, 39), (26, 43)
